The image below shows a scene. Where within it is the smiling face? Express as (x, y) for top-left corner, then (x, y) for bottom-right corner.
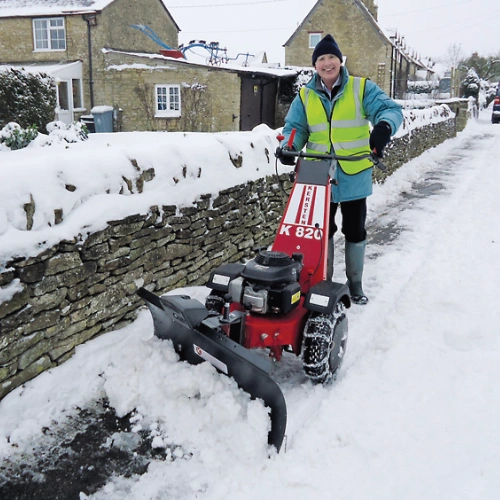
(314, 53), (342, 89)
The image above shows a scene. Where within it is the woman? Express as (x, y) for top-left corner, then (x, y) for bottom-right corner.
(278, 34), (403, 304)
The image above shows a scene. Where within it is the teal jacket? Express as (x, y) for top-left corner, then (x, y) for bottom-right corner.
(282, 67), (403, 202)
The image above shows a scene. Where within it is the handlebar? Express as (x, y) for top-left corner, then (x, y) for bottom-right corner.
(275, 140), (387, 171)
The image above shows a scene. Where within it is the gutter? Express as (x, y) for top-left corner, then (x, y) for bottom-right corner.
(82, 12), (97, 109)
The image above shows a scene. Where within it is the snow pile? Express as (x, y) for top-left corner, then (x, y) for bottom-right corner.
(0, 278), (22, 302)
(394, 104), (455, 138)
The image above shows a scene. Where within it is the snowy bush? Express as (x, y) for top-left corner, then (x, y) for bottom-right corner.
(0, 69), (57, 134)
(407, 80), (433, 94)
(461, 68), (481, 98)
(480, 80), (497, 109)
(0, 122), (38, 150)
(0, 121), (89, 152)
(46, 120), (89, 142)
(277, 69), (314, 105)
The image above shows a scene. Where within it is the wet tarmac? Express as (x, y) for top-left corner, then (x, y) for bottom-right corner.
(0, 399), (169, 499)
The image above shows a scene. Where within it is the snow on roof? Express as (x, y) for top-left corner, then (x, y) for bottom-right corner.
(103, 48), (299, 78)
(0, 0), (115, 18)
(0, 61), (82, 78)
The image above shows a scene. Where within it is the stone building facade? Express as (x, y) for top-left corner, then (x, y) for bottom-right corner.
(0, 0), (179, 124)
(98, 50), (243, 132)
(94, 50), (290, 133)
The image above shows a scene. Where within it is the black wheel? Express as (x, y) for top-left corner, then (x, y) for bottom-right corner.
(301, 302), (348, 384)
(205, 292), (224, 315)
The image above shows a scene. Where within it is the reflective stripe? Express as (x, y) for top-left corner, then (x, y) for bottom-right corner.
(309, 123), (328, 133)
(306, 141), (329, 152)
(353, 77), (363, 119)
(330, 118), (368, 128)
(334, 138), (370, 150)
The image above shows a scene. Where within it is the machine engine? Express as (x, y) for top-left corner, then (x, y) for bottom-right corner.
(207, 250), (303, 315)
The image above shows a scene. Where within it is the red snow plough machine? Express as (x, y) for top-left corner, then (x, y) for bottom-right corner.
(138, 134), (384, 451)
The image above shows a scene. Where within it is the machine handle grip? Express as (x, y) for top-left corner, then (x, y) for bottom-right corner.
(275, 129), (296, 149)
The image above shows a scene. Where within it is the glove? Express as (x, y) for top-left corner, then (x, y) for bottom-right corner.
(276, 145), (296, 166)
(369, 121), (392, 158)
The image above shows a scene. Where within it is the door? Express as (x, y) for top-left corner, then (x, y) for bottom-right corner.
(240, 76), (278, 131)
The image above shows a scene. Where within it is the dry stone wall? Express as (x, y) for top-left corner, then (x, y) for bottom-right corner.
(0, 111), (463, 399)
(0, 178), (287, 399)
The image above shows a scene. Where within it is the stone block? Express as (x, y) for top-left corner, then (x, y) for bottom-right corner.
(80, 242), (110, 261)
(0, 356), (54, 400)
(23, 310), (61, 336)
(45, 253), (83, 276)
(18, 338), (51, 370)
(0, 361), (17, 383)
(0, 268), (15, 287)
(0, 286), (30, 320)
(17, 262), (45, 283)
(165, 243), (192, 260)
(83, 228), (112, 249)
(48, 324), (101, 361)
(0, 331), (44, 365)
(30, 288), (67, 315)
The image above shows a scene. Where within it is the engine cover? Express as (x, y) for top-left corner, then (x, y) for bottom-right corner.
(241, 251), (302, 285)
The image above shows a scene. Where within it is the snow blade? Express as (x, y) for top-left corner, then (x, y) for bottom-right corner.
(138, 288), (287, 452)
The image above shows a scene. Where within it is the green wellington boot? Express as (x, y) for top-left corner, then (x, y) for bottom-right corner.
(345, 240), (369, 305)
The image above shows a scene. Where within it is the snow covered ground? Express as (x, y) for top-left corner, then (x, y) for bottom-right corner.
(1, 107), (500, 499)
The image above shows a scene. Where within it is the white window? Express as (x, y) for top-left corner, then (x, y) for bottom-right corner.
(33, 18), (66, 51)
(309, 33), (322, 49)
(155, 84), (181, 117)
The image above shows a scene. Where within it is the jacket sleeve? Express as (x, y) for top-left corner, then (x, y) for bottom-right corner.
(281, 94), (309, 150)
(363, 80), (404, 135)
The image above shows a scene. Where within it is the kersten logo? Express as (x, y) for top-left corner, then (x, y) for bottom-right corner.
(283, 184), (325, 228)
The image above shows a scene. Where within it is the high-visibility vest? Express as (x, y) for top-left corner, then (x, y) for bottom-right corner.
(300, 76), (373, 175)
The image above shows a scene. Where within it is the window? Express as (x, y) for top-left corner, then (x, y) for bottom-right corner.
(309, 33), (322, 49)
(58, 81), (69, 111)
(155, 84), (181, 117)
(33, 18), (66, 51)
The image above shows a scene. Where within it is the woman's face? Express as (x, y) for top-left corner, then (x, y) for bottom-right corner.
(315, 54), (342, 87)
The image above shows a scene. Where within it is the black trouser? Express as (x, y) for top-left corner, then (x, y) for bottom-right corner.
(328, 198), (367, 243)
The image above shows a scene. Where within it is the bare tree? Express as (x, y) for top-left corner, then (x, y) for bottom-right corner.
(134, 83), (156, 131)
(446, 43), (465, 70)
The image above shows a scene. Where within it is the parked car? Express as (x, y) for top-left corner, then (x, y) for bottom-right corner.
(492, 88), (500, 124)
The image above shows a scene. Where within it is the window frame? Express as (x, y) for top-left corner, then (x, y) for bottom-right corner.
(309, 33), (322, 49)
(33, 17), (66, 52)
(155, 84), (181, 118)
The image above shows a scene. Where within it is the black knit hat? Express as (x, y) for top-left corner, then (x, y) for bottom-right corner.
(312, 34), (343, 66)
